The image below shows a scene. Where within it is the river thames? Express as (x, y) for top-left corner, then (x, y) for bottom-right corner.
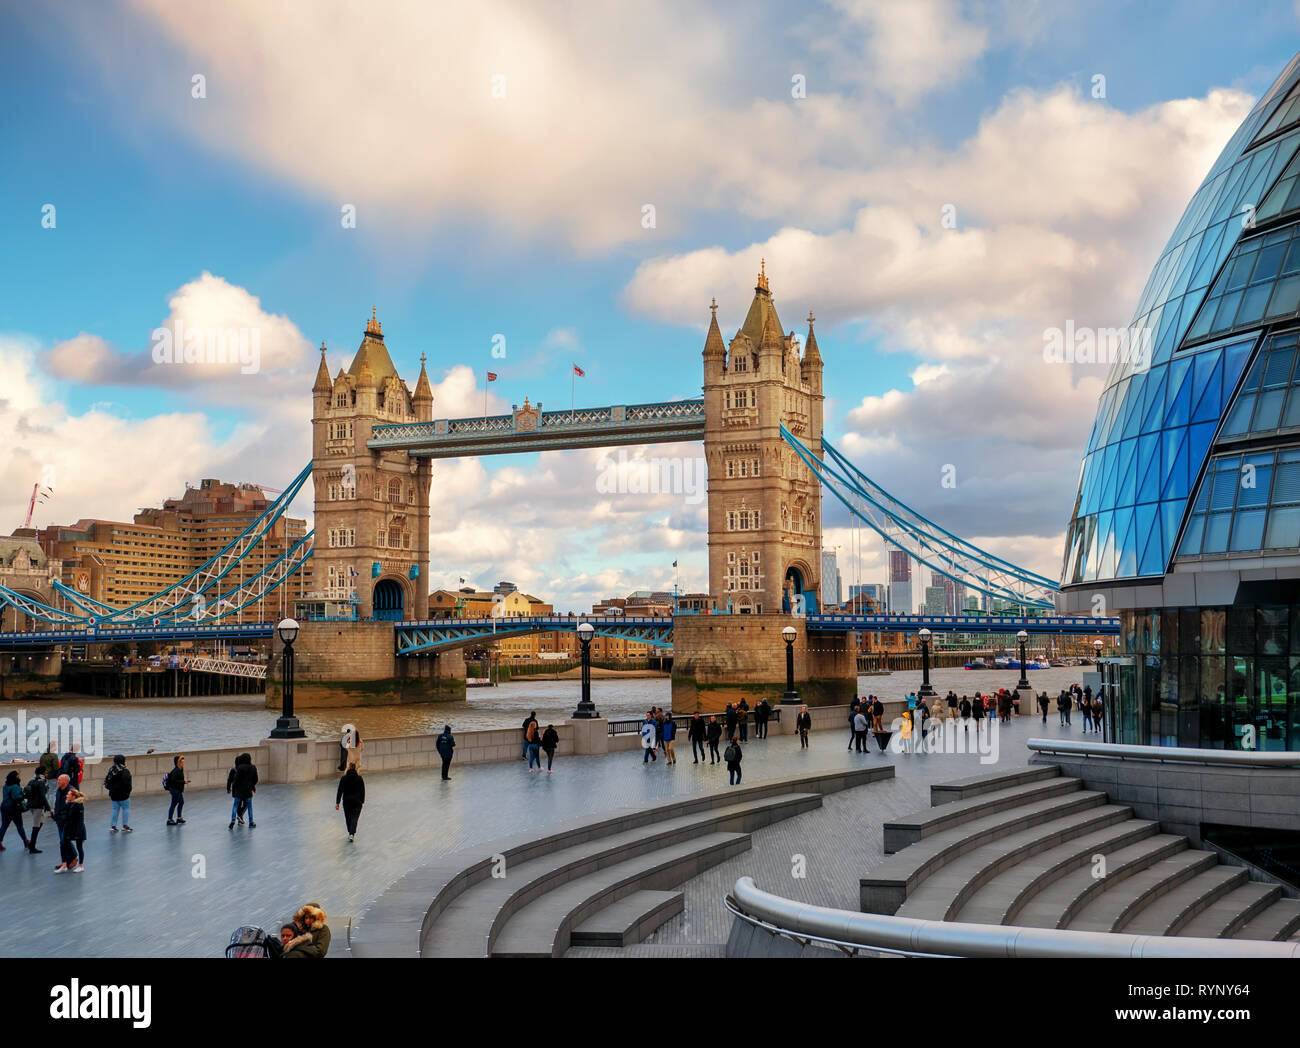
(0, 666), (1090, 758)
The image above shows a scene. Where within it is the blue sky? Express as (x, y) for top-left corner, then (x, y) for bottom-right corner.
(2, 1), (1298, 609)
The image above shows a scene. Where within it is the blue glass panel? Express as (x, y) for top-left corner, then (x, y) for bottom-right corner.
(1116, 507), (1138, 577)
(1238, 463), (1272, 506)
(1191, 352), (1224, 422)
(1161, 433), (1191, 501)
(1203, 512), (1232, 553)
(1139, 365), (1169, 433)
(1117, 437), (1138, 507)
(1187, 420), (1217, 485)
(1136, 432), (1162, 503)
(1179, 514), (1205, 556)
(1230, 508), (1267, 550)
(1163, 499), (1186, 559)
(1165, 357), (1192, 428)
(1265, 504), (1300, 547)
(1138, 518), (1164, 576)
(1272, 459), (1300, 503)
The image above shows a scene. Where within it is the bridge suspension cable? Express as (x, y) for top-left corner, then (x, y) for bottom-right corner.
(780, 426), (1059, 610)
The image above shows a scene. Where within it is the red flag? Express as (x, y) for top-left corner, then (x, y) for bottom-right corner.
(486, 371), (498, 381)
(573, 364), (585, 377)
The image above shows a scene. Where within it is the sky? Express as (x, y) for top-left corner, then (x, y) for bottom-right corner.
(1, 0), (1298, 612)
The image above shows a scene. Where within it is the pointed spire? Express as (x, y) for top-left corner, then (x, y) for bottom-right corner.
(313, 341), (332, 393)
(365, 307), (383, 338)
(802, 309), (822, 367)
(413, 351), (433, 402)
(703, 297), (725, 359)
(755, 258), (770, 294)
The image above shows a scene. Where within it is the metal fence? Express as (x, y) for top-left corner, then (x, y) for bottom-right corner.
(608, 708), (783, 736)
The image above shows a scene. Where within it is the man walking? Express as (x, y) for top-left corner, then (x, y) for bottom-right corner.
(755, 698), (770, 739)
(706, 716), (722, 764)
(662, 715), (678, 765)
(641, 715), (658, 763)
(847, 701), (860, 750)
(796, 705), (812, 748)
(737, 700), (749, 743)
(1038, 691), (1049, 723)
(853, 705), (869, 753)
(688, 713), (707, 763)
(104, 755), (133, 833)
(436, 725), (456, 780)
(23, 767), (51, 854)
(227, 752), (258, 829)
(724, 736), (743, 786)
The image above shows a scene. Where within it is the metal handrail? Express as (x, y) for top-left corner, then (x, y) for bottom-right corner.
(608, 710), (782, 736)
(728, 877), (1300, 958)
(1027, 737), (1300, 768)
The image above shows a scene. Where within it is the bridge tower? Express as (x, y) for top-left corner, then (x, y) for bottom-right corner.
(702, 262), (825, 613)
(310, 310), (432, 621)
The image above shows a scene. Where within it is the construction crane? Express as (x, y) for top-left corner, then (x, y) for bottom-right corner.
(21, 482), (52, 529)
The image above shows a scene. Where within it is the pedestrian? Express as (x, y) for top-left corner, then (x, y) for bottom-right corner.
(104, 755), (133, 833)
(541, 724), (559, 772)
(521, 711), (537, 760)
(987, 692), (997, 723)
(1092, 695), (1104, 735)
(23, 767), (51, 854)
(725, 703), (737, 740)
(662, 715), (677, 764)
(641, 715), (658, 763)
(338, 724), (363, 772)
(853, 706), (869, 753)
(227, 752), (258, 829)
(899, 710), (913, 754)
(724, 735), (743, 786)
(971, 693), (984, 734)
(51, 773), (70, 858)
(58, 745), (82, 787)
(654, 711), (666, 756)
(526, 718), (542, 771)
(335, 763), (365, 841)
(38, 745), (58, 780)
(0, 770), (30, 852)
(282, 903), (330, 959)
(57, 787), (86, 873)
(1060, 689), (1072, 726)
(946, 691), (959, 722)
(1038, 691), (1049, 723)
(1000, 691), (1012, 722)
(688, 713), (707, 763)
(436, 725), (455, 780)
(737, 702), (749, 743)
(756, 698), (771, 739)
(165, 755), (188, 825)
(706, 716), (722, 764)
(917, 699), (931, 753)
(959, 695), (972, 730)
(796, 705), (812, 748)
(872, 695), (885, 734)
(847, 701), (860, 750)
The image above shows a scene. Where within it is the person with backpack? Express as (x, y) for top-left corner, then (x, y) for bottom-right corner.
(796, 705), (812, 749)
(104, 755), (133, 833)
(724, 703), (737, 740)
(688, 713), (707, 764)
(335, 763), (365, 841)
(917, 698), (932, 753)
(724, 736), (743, 786)
(525, 719), (543, 772)
(23, 768), (51, 854)
(57, 788), (86, 873)
(165, 755), (189, 825)
(541, 724), (559, 772)
(0, 769), (30, 852)
(755, 698), (771, 739)
(38, 745), (58, 780)
(970, 694), (984, 734)
(58, 746), (82, 787)
(436, 725), (456, 780)
(228, 753), (258, 829)
(661, 715), (677, 764)
(706, 716), (722, 764)
(521, 711), (537, 761)
(640, 715), (658, 763)
(1092, 695), (1104, 736)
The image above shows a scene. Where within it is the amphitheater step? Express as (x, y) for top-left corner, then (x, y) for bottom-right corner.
(930, 764), (1061, 806)
(862, 790), (1109, 915)
(1177, 882), (1283, 939)
(422, 792), (822, 958)
(1014, 834), (1188, 929)
(569, 890), (684, 947)
(952, 817), (1159, 926)
(1121, 865), (1248, 936)
(489, 831), (750, 957)
(1232, 898), (1300, 941)
(897, 804), (1135, 921)
(884, 776), (1084, 853)
(1065, 849), (1218, 933)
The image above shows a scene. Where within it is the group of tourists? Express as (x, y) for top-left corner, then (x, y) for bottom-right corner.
(1040, 684), (1104, 732)
(641, 703), (777, 786)
(519, 711), (560, 772)
(228, 902), (332, 959)
(0, 746), (93, 871)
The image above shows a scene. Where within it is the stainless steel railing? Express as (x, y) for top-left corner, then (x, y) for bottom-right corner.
(1026, 737), (1300, 768)
(726, 877), (1300, 958)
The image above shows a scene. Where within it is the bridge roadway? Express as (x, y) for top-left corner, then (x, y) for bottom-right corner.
(0, 613), (1120, 651)
(0, 716), (1084, 958)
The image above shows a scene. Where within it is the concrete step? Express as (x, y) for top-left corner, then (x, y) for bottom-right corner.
(952, 817), (1158, 926)
(569, 890), (684, 947)
(897, 804), (1135, 921)
(1015, 835), (1188, 929)
(1232, 898), (1300, 941)
(930, 764), (1061, 807)
(490, 831), (750, 957)
(1177, 882), (1282, 939)
(1122, 865), (1248, 936)
(884, 776), (1084, 853)
(1065, 849), (1218, 933)
(422, 791), (821, 957)
(862, 790), (1109, 914)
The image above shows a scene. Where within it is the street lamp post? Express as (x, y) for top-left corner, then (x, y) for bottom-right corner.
(572, 621), (598, 718)
(917, 627), (936, 698)
(781, 624), (798, 704)
(269, 617), (305, 739)
(1017, 629), (1031, 691)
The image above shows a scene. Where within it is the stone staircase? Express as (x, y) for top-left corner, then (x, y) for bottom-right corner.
(861, 765), (1300, 942)
(351, 765), (893, 957)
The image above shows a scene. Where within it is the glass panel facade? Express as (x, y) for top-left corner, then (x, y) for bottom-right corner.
(1185, 225), (1300, 343)
(1176, 446), (1300, 557)
(1250, 74), (1300, 148)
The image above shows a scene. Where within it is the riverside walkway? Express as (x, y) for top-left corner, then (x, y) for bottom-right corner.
(0, 713), (1082, 957)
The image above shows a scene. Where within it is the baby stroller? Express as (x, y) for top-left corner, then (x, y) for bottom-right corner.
(225, 925), (283, 958)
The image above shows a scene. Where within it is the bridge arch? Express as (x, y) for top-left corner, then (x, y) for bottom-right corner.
(373, 577), (407, 621)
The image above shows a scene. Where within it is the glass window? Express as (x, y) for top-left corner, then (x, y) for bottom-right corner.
(1267, 504), (1300, 547)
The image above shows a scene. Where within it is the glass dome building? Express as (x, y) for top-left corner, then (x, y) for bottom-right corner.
(1060, 52), (1300, 750)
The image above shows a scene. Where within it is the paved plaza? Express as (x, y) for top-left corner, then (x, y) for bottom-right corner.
(0, 713), (1086, 957)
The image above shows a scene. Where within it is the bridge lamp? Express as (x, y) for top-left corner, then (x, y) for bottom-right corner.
(572, 621), (599, 720)
(1016, 629), (1030, 692)
(917, 627), (936, 698)
(1093, 638), (1104, 660)
(781, 625), (799, 704)
(270, 617), (305, 739)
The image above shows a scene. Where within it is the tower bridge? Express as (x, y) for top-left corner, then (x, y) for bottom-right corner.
(0, 266), (1114, 710)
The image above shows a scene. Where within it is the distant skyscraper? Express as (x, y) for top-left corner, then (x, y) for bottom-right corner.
(930, 572), (966, 615)
(888, 549), (912, 614)
(852, 583), (887, 611)
(821, 550), (843, 607)
(923, 585), (947, 615)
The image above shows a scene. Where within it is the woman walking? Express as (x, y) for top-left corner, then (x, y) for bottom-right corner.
(525, 719), (542, 771)
(724, 735), (743, 786)
(165, 755), (189, 825)
(0, 770), (30, 852)
(335, 763), (365, 842)
(57, 788), (86, 873)
(541, 725), (559, 772)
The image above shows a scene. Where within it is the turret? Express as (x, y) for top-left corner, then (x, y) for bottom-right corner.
(413, 353), (434, 422)
(801, 310), (823, 392)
